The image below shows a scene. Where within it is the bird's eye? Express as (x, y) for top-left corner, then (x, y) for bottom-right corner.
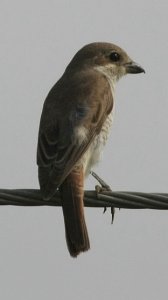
(109, 51), (120, 62)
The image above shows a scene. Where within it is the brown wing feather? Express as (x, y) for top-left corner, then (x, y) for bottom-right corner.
(37, 70), (113, 199)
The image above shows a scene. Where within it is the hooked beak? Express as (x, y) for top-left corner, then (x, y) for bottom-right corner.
(125, 62), (145, 74)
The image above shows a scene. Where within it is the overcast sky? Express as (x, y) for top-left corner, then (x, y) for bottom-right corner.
(0, 0), (168, 299)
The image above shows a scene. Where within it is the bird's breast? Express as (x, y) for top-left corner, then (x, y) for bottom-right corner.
(75, 66), (116, 176)
(81, 109), (114, 176)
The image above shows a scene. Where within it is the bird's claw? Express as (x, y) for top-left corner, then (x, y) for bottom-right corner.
(91, 171), (115, 223)
(103, 207), (107, 213)
(111, 207), (115, 224)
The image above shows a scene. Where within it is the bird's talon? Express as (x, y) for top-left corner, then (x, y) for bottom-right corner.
(95, 185), (102, 194)
(111, 207), (115, 224)
(103, 207), (107, 214)
(92, 171), (115, 222)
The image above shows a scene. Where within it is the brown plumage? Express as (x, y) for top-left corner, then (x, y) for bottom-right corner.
(60, 166), (90, 257)
(37, 42), (145, 257)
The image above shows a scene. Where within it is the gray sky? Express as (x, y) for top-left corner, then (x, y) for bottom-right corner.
(0, 0), (168, 299)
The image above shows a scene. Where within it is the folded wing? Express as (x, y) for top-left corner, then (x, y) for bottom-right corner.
(37, 71), (113, 199)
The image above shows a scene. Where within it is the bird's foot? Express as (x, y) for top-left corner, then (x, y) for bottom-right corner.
(90, 171), (115, 224)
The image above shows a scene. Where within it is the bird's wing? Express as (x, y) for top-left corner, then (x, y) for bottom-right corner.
(37, 72), (113, 199)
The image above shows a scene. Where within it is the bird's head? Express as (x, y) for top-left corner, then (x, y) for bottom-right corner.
(66, 42), (145, 81)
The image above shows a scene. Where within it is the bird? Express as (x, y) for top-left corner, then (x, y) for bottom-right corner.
(37, 42), (145, 257)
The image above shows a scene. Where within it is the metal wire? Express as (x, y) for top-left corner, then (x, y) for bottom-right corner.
(0, 189), (168, 209)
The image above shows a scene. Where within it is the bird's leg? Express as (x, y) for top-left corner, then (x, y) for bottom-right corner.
(90, 171), (115, 223)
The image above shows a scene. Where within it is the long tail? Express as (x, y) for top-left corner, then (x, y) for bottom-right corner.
(60, 166), (90, 257)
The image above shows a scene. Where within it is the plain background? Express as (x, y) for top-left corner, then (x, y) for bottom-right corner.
(0, 0), (168, 299)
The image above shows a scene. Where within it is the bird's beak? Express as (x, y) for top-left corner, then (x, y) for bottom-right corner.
(125, 61), (145, 74)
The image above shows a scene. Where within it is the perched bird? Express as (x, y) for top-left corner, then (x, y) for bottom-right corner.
(37, 42), (145, 257)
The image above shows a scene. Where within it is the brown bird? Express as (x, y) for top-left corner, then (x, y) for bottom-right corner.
(37, 42), (145, 257)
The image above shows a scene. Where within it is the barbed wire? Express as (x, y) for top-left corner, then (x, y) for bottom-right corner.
(0, 188), (168, 210)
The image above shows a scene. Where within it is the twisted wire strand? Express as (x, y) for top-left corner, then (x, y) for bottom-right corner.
(0, 189), (168, 209)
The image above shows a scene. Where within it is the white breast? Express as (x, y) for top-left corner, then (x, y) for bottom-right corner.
(76, 64), (116, 176)
(82, 110), (114, 176)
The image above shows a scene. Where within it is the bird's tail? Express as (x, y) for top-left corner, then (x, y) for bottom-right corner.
(60, 166), (90, 257)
